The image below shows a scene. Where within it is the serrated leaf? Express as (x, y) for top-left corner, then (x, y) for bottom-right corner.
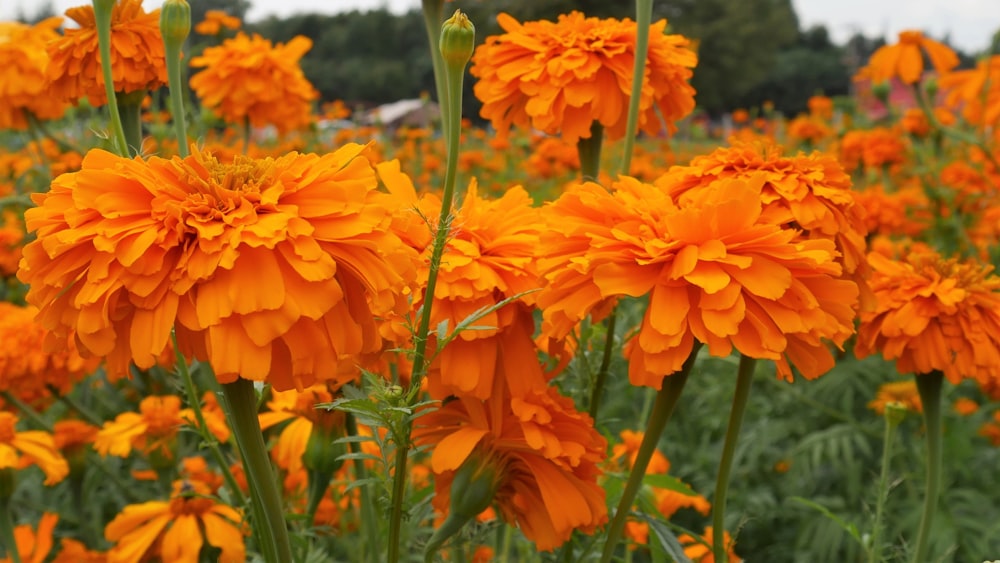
(789, 496), (863, 545)
(636, 512), (694, 563)
(642, 473), (698, 496)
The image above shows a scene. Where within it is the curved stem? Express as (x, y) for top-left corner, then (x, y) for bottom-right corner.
(588, 310), (617, 420)
(92, 0), (129, 157)
(576, 121), (604, 181)
(220, 378), (292, 563)
(600, 344), (700, 563)
(619, 0), (653, 176)
(911, 371), (944, 563)
(712, 355), (757, 562)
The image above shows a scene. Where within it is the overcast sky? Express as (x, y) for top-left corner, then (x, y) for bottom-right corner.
(2, 0), (998, 52)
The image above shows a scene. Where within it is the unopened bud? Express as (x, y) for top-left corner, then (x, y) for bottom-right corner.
(439, 9), (475, 68)
(160, 0), (192, 46)
(449, 453), (499, 519)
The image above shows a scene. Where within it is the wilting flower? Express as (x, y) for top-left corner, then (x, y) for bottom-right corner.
(414, 382), (608, 551)
(1, 512), (58, 563)
(105, 479), (245, 563)
(0, 412), (69, 485)
(538, 174), (859, 388)
(94, 395), (226, 460)
(46, 0), (167, 106)
(471, 11), (697, 143)
(857, 29), (958, 85)
(856, 250), (1000, 393)
(0, 302), (99, 408)
(379, 161), (547, 399)
(18, 144), (417, 391)
(0, 18), (70, 130)
(194, 9), (241, 36)
(867, 380), (923, 415)
(190, 32), (318, 133)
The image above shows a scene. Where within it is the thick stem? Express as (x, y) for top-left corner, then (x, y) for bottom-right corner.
(163, 36), (190, 158)
(619, 0), (653, 176)
(92, 0), (129, 157)
(588, 310), (618, 420)
(116, 91), (144, 157)
(869, 405), (904, 563)
(420, 0), (447, 134)
(911, 371), (944, 563)
(220, 379), (292, 563)
(712, 355), (757, 562)
(576, 121), (604, 181)
(600, 345), (700, 563)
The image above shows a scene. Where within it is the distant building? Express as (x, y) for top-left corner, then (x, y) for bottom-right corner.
(362, 99), (440, 130)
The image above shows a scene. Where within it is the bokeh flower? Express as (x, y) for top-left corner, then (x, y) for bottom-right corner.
(867, 380), (923, 415)
(0, 17), (70, 130)
(18, 144), (417, 391)
(939, 55), (1000, 127)
(471, 11), (697, 143)
(194, 9), (241, 36)
(46, 0), (167, 106)
(679, 526), (741, 562)
(0, 412), (69, 485)
(857, 29), (958, 85)
(190, 32), (318, 133)
(94, 395), (226, 460)
(1, 512), (58, 563)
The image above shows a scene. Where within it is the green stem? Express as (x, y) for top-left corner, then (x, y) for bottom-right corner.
(0, 391), (53, 431)
(576, 121), (604, 181)
(600, 344), (700, 563)
(163, 34), (190, 158)
(869, 405), (904, 563)
(346, 414), (377, 561)
(588, 310), (617, 420)
(619, 0), (653, 176)
(387, 433), (410, 563)
(92, 0), (129, 157)
(45, 385), (103, 427)
(911, 371), (944, 563)
(116, 91), (144, 157)
(420, 0), (447, 135)
(0, 497), (22, 563)
(712, 355), (757, 562)
(173, 333), (246, 507)
(220, 378), (292, 563)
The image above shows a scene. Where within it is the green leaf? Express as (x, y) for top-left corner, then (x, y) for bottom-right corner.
(642, 474), (698, 496)
(789, 496), (863, 546)
(636, 512), (694, 563)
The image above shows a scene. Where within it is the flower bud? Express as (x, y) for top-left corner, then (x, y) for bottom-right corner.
(160, 0), (192, 47)
(439, 9), (475, 68)
(448, 453), (499, 519)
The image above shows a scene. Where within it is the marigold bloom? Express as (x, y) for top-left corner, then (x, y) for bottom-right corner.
(867, 380), (923, 415)
(105, 479), (245, 563)
(851, 182), (930, 238)
(0, 18), (70, 130)
(94, 395), (226, 460)
(0, 412), (69, 485)
(953, 397), (979, 416)
(656, 485), (711, 518)
(807, 95), (834, 120)
(539, 174), (859, 387)
(838, 128), (909, 173)
(46, 0), (167, 106)
(471, 11), (697, 143)
(858, 29), (958, 85)
(611, 430), (669, 475)
(18, 144), (416, 391)
(414, 383), (608, 551)
(679, 526), (740, 562)
(52, 538), (106, 563)
(1, 512), (57, 563)
(939, 55), (1000, 127)
(856, 250), (1000, 392)
(0, 210), (25, 276)
(0, 302), (99, 408)
(259, 385), (341, 476)
(785, 116), (832, 145)
(194, 9), (241, 35)
(190, 33), (318, 133)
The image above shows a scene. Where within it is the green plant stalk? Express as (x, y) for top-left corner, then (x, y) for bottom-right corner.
(1, 391), (53, 431)
(619, 0), (653, 176)
(346, 414), (377, 561)
(420, 0), (448, 134)
(92, 0), (129, 157)
(117, 92), (144, 156)
(220, 378), (292, 563)
(911, 371), (944, 563)
(45, 385), (103, 427)
(163, 35), (190, 158)
(600, 344), (700, 563)
(869, 405), (904, 563)
(588, 310), (617, 420)
(712, 355), (757, 562)
(0, 497), (22, 563)
(172, 333), (246, 507)
(576, 121), (604, 181)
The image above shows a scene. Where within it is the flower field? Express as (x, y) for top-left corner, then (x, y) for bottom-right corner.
(2, 1), (1000, 562)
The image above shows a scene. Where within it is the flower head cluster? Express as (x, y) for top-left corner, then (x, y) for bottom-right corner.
(46, 0), (167, 106)
(471, 11), (697, 143)
(0, 17), (69, 129)
(18, 144), (417, 391)
(190, 33), (318, 133)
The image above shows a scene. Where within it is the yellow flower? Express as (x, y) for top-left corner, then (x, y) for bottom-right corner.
(94, 395), (226, 460)
(0, 412), (69, 485)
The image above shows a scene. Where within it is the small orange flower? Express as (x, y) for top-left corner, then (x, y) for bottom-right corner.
(939, 55), (1000, 127)
(194, 9), (241, 35)
(0, 210), (26, 276)
(259, 386), (341, 475)
(0, 412), (69, 485)
(52, 538), (106, 563)
(18, 144), (417, 391)
(857, 30), (958, 85)
(105, 479), (245, 563)
(856, 250), (1000, 392)
(1, 512), (58, 563)
(679, 526), (741, 562)
(807, 95), (834, 120)
(47, 0), (167, 106)
(611, 430), (670, 475)
(190, 33), (318, 133)
(868, 380), (923, 415)
(0, 18), (70, 129)
(953, 397), (979, 416)
(838, 127), (908, 173)
(471, 11), (697, 143)
(94, 395), (226, 460)
(852, 182), (930, 239)
(786, 116), (832, 145)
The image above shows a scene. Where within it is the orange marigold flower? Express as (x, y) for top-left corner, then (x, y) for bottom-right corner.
(939, 55), (1000, 127)
(471, 11), (697, 143)
(785, 116), (832, 145)
(526, 136), (580, 180)
(46, 0), (167, 107)
(18, 144), (416, 391)
(259, 385), (342, 476)
(52, 538), (106, 563)
(838, 127), (908, 173)
(379, 162), (547, 399)
(94, 395), (226, 460)
(807, 95), (834, 120)
(857, 29), (958, 85)
(190, 33), (318, 133)
(0, 210), (26, 276)
(624, 520), (649, 549)
(0, 18), (70, 130)
(979, 411), (1000, 446)
(0, 302), (99, 408)
(679, 526), (741, 562)
(538, 174), (859, 387)
(53, 419), (99, 474)
(900, 108), (931, 137)
(611, 430), (670, 475)
(856, 250), (1000, 392)
(413, 383), (608, 551)
(953, 397), (979, 416)
(655, 485), (711, 518)
(194, 9), (241, 36)
(0, 412), (69, 485)
(2, 512), (57, 563)
(851, 182), (930, 238)
(105, 479), (245, 563)
(867, 380), (923, 415)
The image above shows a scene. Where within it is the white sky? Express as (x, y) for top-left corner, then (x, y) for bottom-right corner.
(2, 0), (998, 52)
